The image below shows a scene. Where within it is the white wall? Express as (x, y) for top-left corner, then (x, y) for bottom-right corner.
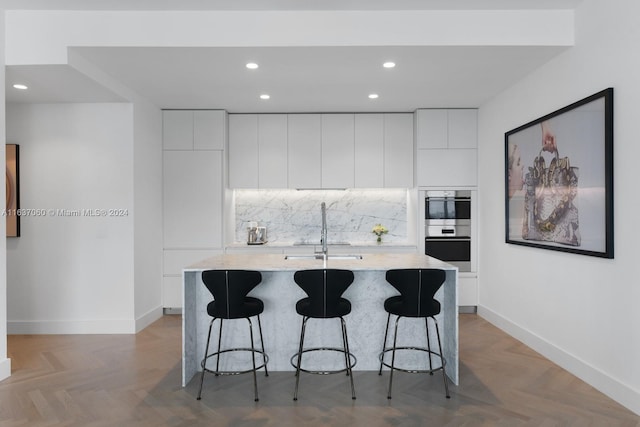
(132, 101), (163, 331)
(5, 103), (139, 333)
(0, 13), (11, 382)
(477, 0), (640, 415)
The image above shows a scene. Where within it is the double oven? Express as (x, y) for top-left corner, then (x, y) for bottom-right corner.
(424, 190), (472, 272)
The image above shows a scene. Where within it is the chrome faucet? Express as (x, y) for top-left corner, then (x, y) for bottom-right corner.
(320, 202), (328, 257)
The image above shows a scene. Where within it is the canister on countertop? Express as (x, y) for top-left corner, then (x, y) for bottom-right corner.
(247, 222), (267, 244)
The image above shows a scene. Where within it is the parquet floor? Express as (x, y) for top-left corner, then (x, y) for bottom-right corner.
(1, 314), (638, 426)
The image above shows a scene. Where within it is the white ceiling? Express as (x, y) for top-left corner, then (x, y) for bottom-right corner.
(3, 0), (580, 112)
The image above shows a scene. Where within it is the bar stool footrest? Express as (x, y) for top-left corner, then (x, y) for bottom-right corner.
(202, 347), (269, 375)
(379, 346), (446, 374)
(290, 347), (357, 375)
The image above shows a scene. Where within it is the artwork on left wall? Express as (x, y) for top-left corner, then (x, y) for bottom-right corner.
(6, 144), (20, 237)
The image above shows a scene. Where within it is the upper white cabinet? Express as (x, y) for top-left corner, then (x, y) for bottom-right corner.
(322, 114), (355, 188)
(228, 114), (289, 188)
(384, 113), (414, 188)
(163, 110), (225, 150)
(228, 114), (259, 188)
(228, 112), (414, 189)
(416, 109), (477, 187)
(258, 114), (288, 188)
(354, 113), (384, 188)
(416, 109), (477, 149)
(288, 114), (322, 189)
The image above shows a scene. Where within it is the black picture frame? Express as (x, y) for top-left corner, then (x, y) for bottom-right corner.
(6, 143), (20, 237)
(505, 88), (613, 258)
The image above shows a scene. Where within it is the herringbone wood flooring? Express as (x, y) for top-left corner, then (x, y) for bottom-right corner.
(1, 314), (638, 426)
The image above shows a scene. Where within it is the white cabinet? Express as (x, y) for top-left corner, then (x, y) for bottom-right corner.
(416, 109), (477, 187)
(458, 276), (478, 307)
(384, 113), (414, 188)
(162, 110), (226, 308)
(416, 109), (448, 149)
(288, 114), (322, 189)
(228, 114), (259, 188)
(448, 109), (477, 149)
(322, 114), (355, 188)
(228, 114), (288, 188)
(354, 113), (384, 188)
(163, 110), (225, 150)
(258, 114), (288, 188)
(163, 150), (223, 248)
(228, 112), (414, 189)
(417, 149), (477, 187)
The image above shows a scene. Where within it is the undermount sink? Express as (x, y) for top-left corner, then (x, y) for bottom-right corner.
(284, 254), (363, 260)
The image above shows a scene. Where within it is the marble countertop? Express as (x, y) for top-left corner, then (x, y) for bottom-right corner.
(185, 252), (456, 272)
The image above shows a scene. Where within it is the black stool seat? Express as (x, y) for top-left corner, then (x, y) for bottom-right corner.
(383, 295), (440, 318)
(378, 268), (450, 399)
(291, 269), (356, 401)
(208, 296), (264, 319)
(197, 270), (269, 402)
(296, 297), (351, 318)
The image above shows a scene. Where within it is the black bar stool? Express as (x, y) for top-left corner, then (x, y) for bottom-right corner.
(291, 269), (356, 401)
(378, 268), (450, 399)
(197, 270), (269, 402)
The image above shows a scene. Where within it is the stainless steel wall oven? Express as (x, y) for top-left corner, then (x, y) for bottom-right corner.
(425, 190), (472, 272)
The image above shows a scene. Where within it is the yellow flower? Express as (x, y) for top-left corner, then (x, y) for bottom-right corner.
(372, 224), (388, 236)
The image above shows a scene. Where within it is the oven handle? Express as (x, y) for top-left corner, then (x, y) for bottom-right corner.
(425, 237), (471, 241)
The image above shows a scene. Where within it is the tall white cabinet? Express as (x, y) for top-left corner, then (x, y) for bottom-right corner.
(162, 110), (226, 309)
(415, 108), (479, 309)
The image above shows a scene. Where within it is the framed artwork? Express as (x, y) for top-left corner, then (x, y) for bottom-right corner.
(505, 88), (613, 258)
(6, 144), (20, 237)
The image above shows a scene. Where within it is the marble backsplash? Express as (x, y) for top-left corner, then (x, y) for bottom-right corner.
(234, 189), (408, 244)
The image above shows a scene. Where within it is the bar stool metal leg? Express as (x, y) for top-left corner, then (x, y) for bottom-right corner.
(215, 319), (223, 375)
(340, 317), (356, 400)
(378, 312), (392, 375)
(432, 316), (450, 398)
(293, 316), (308, 401)
(387, 315), (401, 399)
(247, 317), (259, 402)
(197, 318), (216, 400)
(425, 317), (434, 374)
(256, 314), (269, 377)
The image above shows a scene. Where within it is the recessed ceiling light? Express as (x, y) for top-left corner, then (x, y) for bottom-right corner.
(383, 62), (396, 68)
(260, 94), (270, 100)
(246, 62), (259, 69)
(13, 84), (28, 90)
(368, 94), (379, 99)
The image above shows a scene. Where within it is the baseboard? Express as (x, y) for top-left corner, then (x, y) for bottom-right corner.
(0, 358), (11, 382)
(135, 306), (164, 333)
(8, 318), (137, 334)
(478, 305), (640, 416)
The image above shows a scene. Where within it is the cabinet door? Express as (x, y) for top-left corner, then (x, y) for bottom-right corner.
(258, 114), (288, 188)
(415, 109), (447, 149)
(163, 276), (183, 309)
(448, 109), (477, 149)
(416, 149), (477, 186)
(458, 276), (478, 306)
(288, 114), (321, 189)
(163, 110), (193, 150)
(194, 110), (226, 150)
(228, 114), (259, 188)
(163, 150), (223, 248)
(322, 114), (355, 188)
(384, 113), (414, 188)
(354, 114), (384, 188)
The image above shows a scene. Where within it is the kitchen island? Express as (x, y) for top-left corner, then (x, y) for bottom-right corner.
(182, 252), (458, 387)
